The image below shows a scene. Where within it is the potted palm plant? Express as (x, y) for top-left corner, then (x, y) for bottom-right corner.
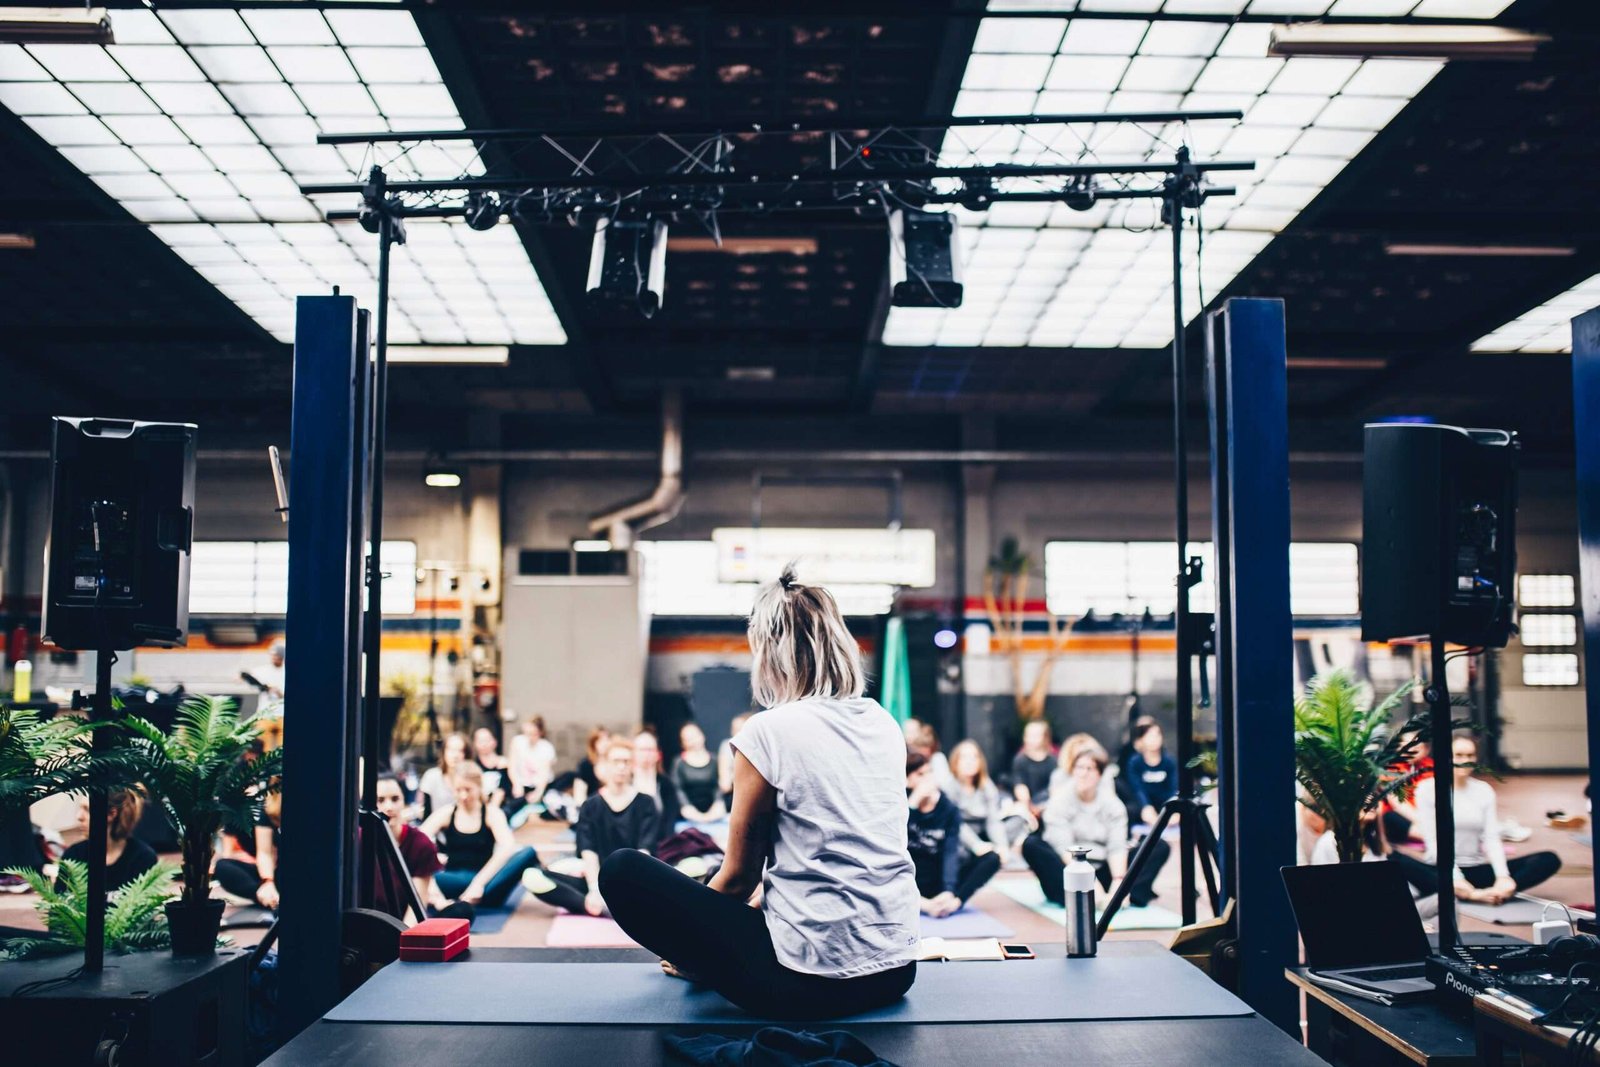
(116, 695), (283, 955)
(1294, 670), (1438, 864)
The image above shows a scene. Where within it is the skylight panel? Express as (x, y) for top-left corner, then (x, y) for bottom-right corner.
(0, 7), (565, 346)
(885, 9), (1447, 348)
(1472, 273), (1600, 353)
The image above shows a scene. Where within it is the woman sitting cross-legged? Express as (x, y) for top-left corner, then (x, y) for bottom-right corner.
(599, 565), (919, 1021)
(1391, 733), (1561, 903)
(420, 763), (540, 909)
(1022, 740), (1169, 909)
(906, 751), (1000, 917)
(521, 735), (660, 916)
(947, 739), (1032, 866)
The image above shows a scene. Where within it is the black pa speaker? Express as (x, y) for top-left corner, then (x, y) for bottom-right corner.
(42, 416), (197, 651)
(1360, 422), (1518, 648)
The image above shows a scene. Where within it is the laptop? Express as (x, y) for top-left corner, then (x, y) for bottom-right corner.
(1281, 861), (1435, 998)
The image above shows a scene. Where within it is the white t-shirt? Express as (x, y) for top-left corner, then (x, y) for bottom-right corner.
(510, 735), (556, 787)
(732, 696), (919, 979)
(1415, 776), (1510, 880)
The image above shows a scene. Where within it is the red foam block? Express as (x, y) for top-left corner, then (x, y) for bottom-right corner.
(400, 917), (470, 962)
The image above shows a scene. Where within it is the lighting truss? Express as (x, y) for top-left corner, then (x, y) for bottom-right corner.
(304, 111), (1250, 224)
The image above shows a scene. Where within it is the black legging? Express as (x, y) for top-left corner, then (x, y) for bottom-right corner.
(1022, 833), (1169, 909)
(214, 858), (267, 903)
(915, 851), (1001, 905)
(1389, 850), (1562, 898)
(526, 868), (592, 913)
(599, 849), (916, 1021)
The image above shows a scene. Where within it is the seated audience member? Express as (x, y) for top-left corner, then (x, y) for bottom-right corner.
(1122, 717), (1178, 827)
(1010, 720), (1057, 818)
(1298, 797), (1389, 865)
(1392, 734), (1560, 902)
(507, 716), (556, 826)
(545, 726), (610, 823)
(215, 792), (283, 909)
(673, 722), (727, 824)
(906, 719), (954, 792)
(717, 712), (752, 808)
(0, 806), (43, 890)
(907, 751), (1000, 917)
(948, 739), (1031, 864)
(61, 787), (158, 893)
(420, 763), (540, 909)
(1060, 732), (1115, 799)
(1382, 733), (1431, 845)
(524, 736), (658, 915)
(631, 729), (683, 846)
(1023, 741), (1168, 908)
(416, 733), (469, 821)
(472, 727), (511, 809)
(371, 773), (451, 918)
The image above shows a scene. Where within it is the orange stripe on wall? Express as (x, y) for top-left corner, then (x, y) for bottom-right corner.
(650, 636), (879, 655)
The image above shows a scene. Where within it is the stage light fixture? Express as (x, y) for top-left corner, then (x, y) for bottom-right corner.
(587, 216), (668, 315)
(464, 191), (501, 232)
(0, 233), (37, 250)
(888, 208), (963, 309)
(424, 466), (462, 489)
(0, 7), (113, 44)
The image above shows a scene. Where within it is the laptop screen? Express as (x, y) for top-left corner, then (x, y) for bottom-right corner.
(1281, 861), (1432, 969)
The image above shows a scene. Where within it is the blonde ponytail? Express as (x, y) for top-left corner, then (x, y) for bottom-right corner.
(747, 563), (865, 708)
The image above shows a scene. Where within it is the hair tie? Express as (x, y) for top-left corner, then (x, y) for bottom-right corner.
(778, 562), (799, 591)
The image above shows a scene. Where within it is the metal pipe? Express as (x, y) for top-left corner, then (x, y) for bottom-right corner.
(587, 388), (685, 548)
(299, 160), (1256, 197)
(317, 110), (1245, 147)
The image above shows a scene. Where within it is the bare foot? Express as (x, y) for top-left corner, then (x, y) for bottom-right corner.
(660, 960), (704, 982)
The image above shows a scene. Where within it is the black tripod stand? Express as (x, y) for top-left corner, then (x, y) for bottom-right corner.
(1097, 793), (1223, 938)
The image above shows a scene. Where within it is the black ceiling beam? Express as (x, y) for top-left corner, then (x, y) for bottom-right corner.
(91, 0), (1534, 24)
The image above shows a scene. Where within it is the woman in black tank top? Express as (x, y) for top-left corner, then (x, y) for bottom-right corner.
(419, 763), (541, 909)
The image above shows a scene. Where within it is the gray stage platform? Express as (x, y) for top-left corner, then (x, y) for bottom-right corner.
(266, 944), (1321, 1066)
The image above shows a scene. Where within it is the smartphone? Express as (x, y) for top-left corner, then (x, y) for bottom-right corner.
(1001, 943), (1035, 960)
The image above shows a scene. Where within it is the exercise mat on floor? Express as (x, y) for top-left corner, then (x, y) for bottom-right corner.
(1456, 895), (1554, 925)
(325, 956), (1252, 1026)
(990, 877), (1183, 931)
(919, 908), (1013, 939)
(468, 886), (526, 934)
(546, 915), (641, 948)
(220, 905), (276, 929)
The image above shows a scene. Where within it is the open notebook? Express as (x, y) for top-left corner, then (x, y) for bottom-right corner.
(917, 937), (1008, 962)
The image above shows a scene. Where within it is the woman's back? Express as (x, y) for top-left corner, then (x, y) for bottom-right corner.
(732, 695), (918, 978)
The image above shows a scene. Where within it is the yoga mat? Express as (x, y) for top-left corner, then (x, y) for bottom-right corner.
(468, 885), (526, 934)
(221, 905), (276, 930)
(919, 908), (1013, 939)
(326, 957), (1252, 1025)
(991, 878), (1184, 932)
(546, 915), (641, 948)
(1457, 895), (1552, 925)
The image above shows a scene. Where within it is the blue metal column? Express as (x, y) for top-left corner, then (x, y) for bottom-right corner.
(280, 294), (363, 1033)
(1215, 298), (1298, 1034)
(1572, 306), (1600, 909)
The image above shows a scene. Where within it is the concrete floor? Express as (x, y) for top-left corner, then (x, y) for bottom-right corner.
(3, 773), (1591, 952)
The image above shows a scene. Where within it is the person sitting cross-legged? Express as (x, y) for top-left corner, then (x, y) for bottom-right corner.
(522, 735), (660, 915)
(1022, 740), (1168, 909)
(907, 750), (1000, 917)
(420, 763), (540, 909)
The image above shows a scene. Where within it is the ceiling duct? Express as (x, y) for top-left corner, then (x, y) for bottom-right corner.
(588, 388), (684, 550)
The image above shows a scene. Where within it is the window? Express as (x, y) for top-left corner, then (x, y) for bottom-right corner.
(1043, 541), (1360, 618)
(1519, 614), (1577, 647)
(636, 541), (896, 617)
(1522, 653), (1580, 687)
(189, 539), (416, 615)
(1519, 574), (1576, 608)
